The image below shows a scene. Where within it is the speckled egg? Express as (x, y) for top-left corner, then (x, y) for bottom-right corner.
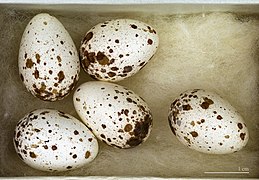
(73, 81), (152, 148)
(168, 89), (249, 154)
(13, 109), (98, 172)
(80, 19), (159, 82)
(18, 13), (80, 101)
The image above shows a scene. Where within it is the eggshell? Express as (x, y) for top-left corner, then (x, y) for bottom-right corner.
(13, 109), (98, 172)
(80, 19), (159, 82)
(73, 81), (152, 148)
(18, 13), (80, 101)
(168, 89), (249, 154)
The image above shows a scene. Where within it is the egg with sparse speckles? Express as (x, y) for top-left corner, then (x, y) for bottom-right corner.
(168, 89), (249, 154)
(80, 19), (159, 82)
(18, 13), (80, 101)
(13, 109), (98, 172)
(73, 81), (153, 148)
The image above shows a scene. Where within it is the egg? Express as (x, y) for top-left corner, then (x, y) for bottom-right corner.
(73, 81), (152, 148)
(168, 89), (249, 154)
(13, 109), (98, 172)
(80, 19), (159, 82)
(18, 13), (80, 101)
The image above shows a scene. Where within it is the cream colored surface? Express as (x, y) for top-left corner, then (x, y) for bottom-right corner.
(0, 4), (258, 178)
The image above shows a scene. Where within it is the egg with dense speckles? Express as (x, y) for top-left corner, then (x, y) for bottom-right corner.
(13, 109), (98, 172)
(80, 19), (159, 82)
(18, 13), (80, 101)
(168, 89), (249, 154)
(73, 81), (153, 148)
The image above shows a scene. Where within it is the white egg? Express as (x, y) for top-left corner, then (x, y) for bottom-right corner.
(80, 19), (159, 82)
(18, 13), (80, 101)
(73, 81), (152, 148)
(168, 89), (249, 154)
(13, 109), (98, 172)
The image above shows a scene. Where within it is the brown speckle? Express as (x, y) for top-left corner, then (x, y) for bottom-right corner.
(76, 98), (80, 102)
(182, 104), (192, 111)
(131, 24), (137, 29)
(29, 152), (37, 158)
(201, 119), (205, 123)
(225, 135), (230, 139)
(57, 71), (65, 83)
(124, 124), (133, 132)
(123, 66), (132, 73)
(83, 32), (93, 43)
(240, 133), (246, 140)
(85, 151), (91, 159)
(115, 39), (119, 43)
(49, 70), (53, 74)
(72, 154), (77, 159)
(43, 21), (47, 25)
(97, 51), (110, 65)
(100, 134), (106, 139)
(88, 138), (93, 142)
(43, 145), (48, 149)
(33, 69), (39, 79)
(67, 166), (72, 169)
(237, 123), (243, 130)
(102, 124), (106, 129)
(74, 130), (79, 135)
(200, 97), (214, 109)
(35, 54), (41, 64)
(147, 39), (153, 45)
(108, 72), (116, 77)
(217, 115), (223, 120)
(190, 121), (195, 126)
(111, 67), (119, 71)
(52, 145), (57, 151)
(26, 59), (34, 68)
(57, 55), (62, 62)
(190, 131), (198, 137)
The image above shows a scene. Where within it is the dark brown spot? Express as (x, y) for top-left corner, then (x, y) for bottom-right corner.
(58, 111), (70, 119)
(201, 119), (205, 123)
(52, 145), (57, 151)
(57, 71), (65, 83)
(43, 21), (47, 25)
(60, 41), (64, 45)
(83, 32), (93, 43)
(108, 72), (116, 77)
(26, 59), (34, 68)
(119, 54), (123, 58)
(225, 135), (230, 139)
(76, 98), (80, 102)
(24, 53), (27, 59)
(126, 97), (133, 103)
(131, 24), (137, 29)
(57, 55), (62, 62)
(111, 67), (119, 71)
(88, 138), (93, 142)
(97, 51), (109, 65)
(240, 133), (246, 140)
(67, 166), (72, 169)
(126, 114), (152, 147)
(72, 154), (77, 159)
(109, 49), (113, 53)
(74, 130), (79, 135)
(85, 151), (91, 159)
(200, 97), (214, 109)
(190, 121), (195, 126)
(147, 39), (153, 45)
(182, 104), (192, 111)
(29, 152), (37, 158)
(190, 131), (198, 137)
(49, 70), (53, 74)
(35, 54), (40, 63)
(33, 69), (39, 79)
(102, 124), (106, 129)
(123, 66), (132, 73)
(43, 145), (48, 149)
(124, 124), (133, 132)
(217, 115), (223, 120)
(115, 39), (119, 43)
(237, 123), (243, 130)
(100, 134), (106, 139)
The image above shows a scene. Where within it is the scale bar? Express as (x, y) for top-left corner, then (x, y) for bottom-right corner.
(204, 171), (249, 174)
